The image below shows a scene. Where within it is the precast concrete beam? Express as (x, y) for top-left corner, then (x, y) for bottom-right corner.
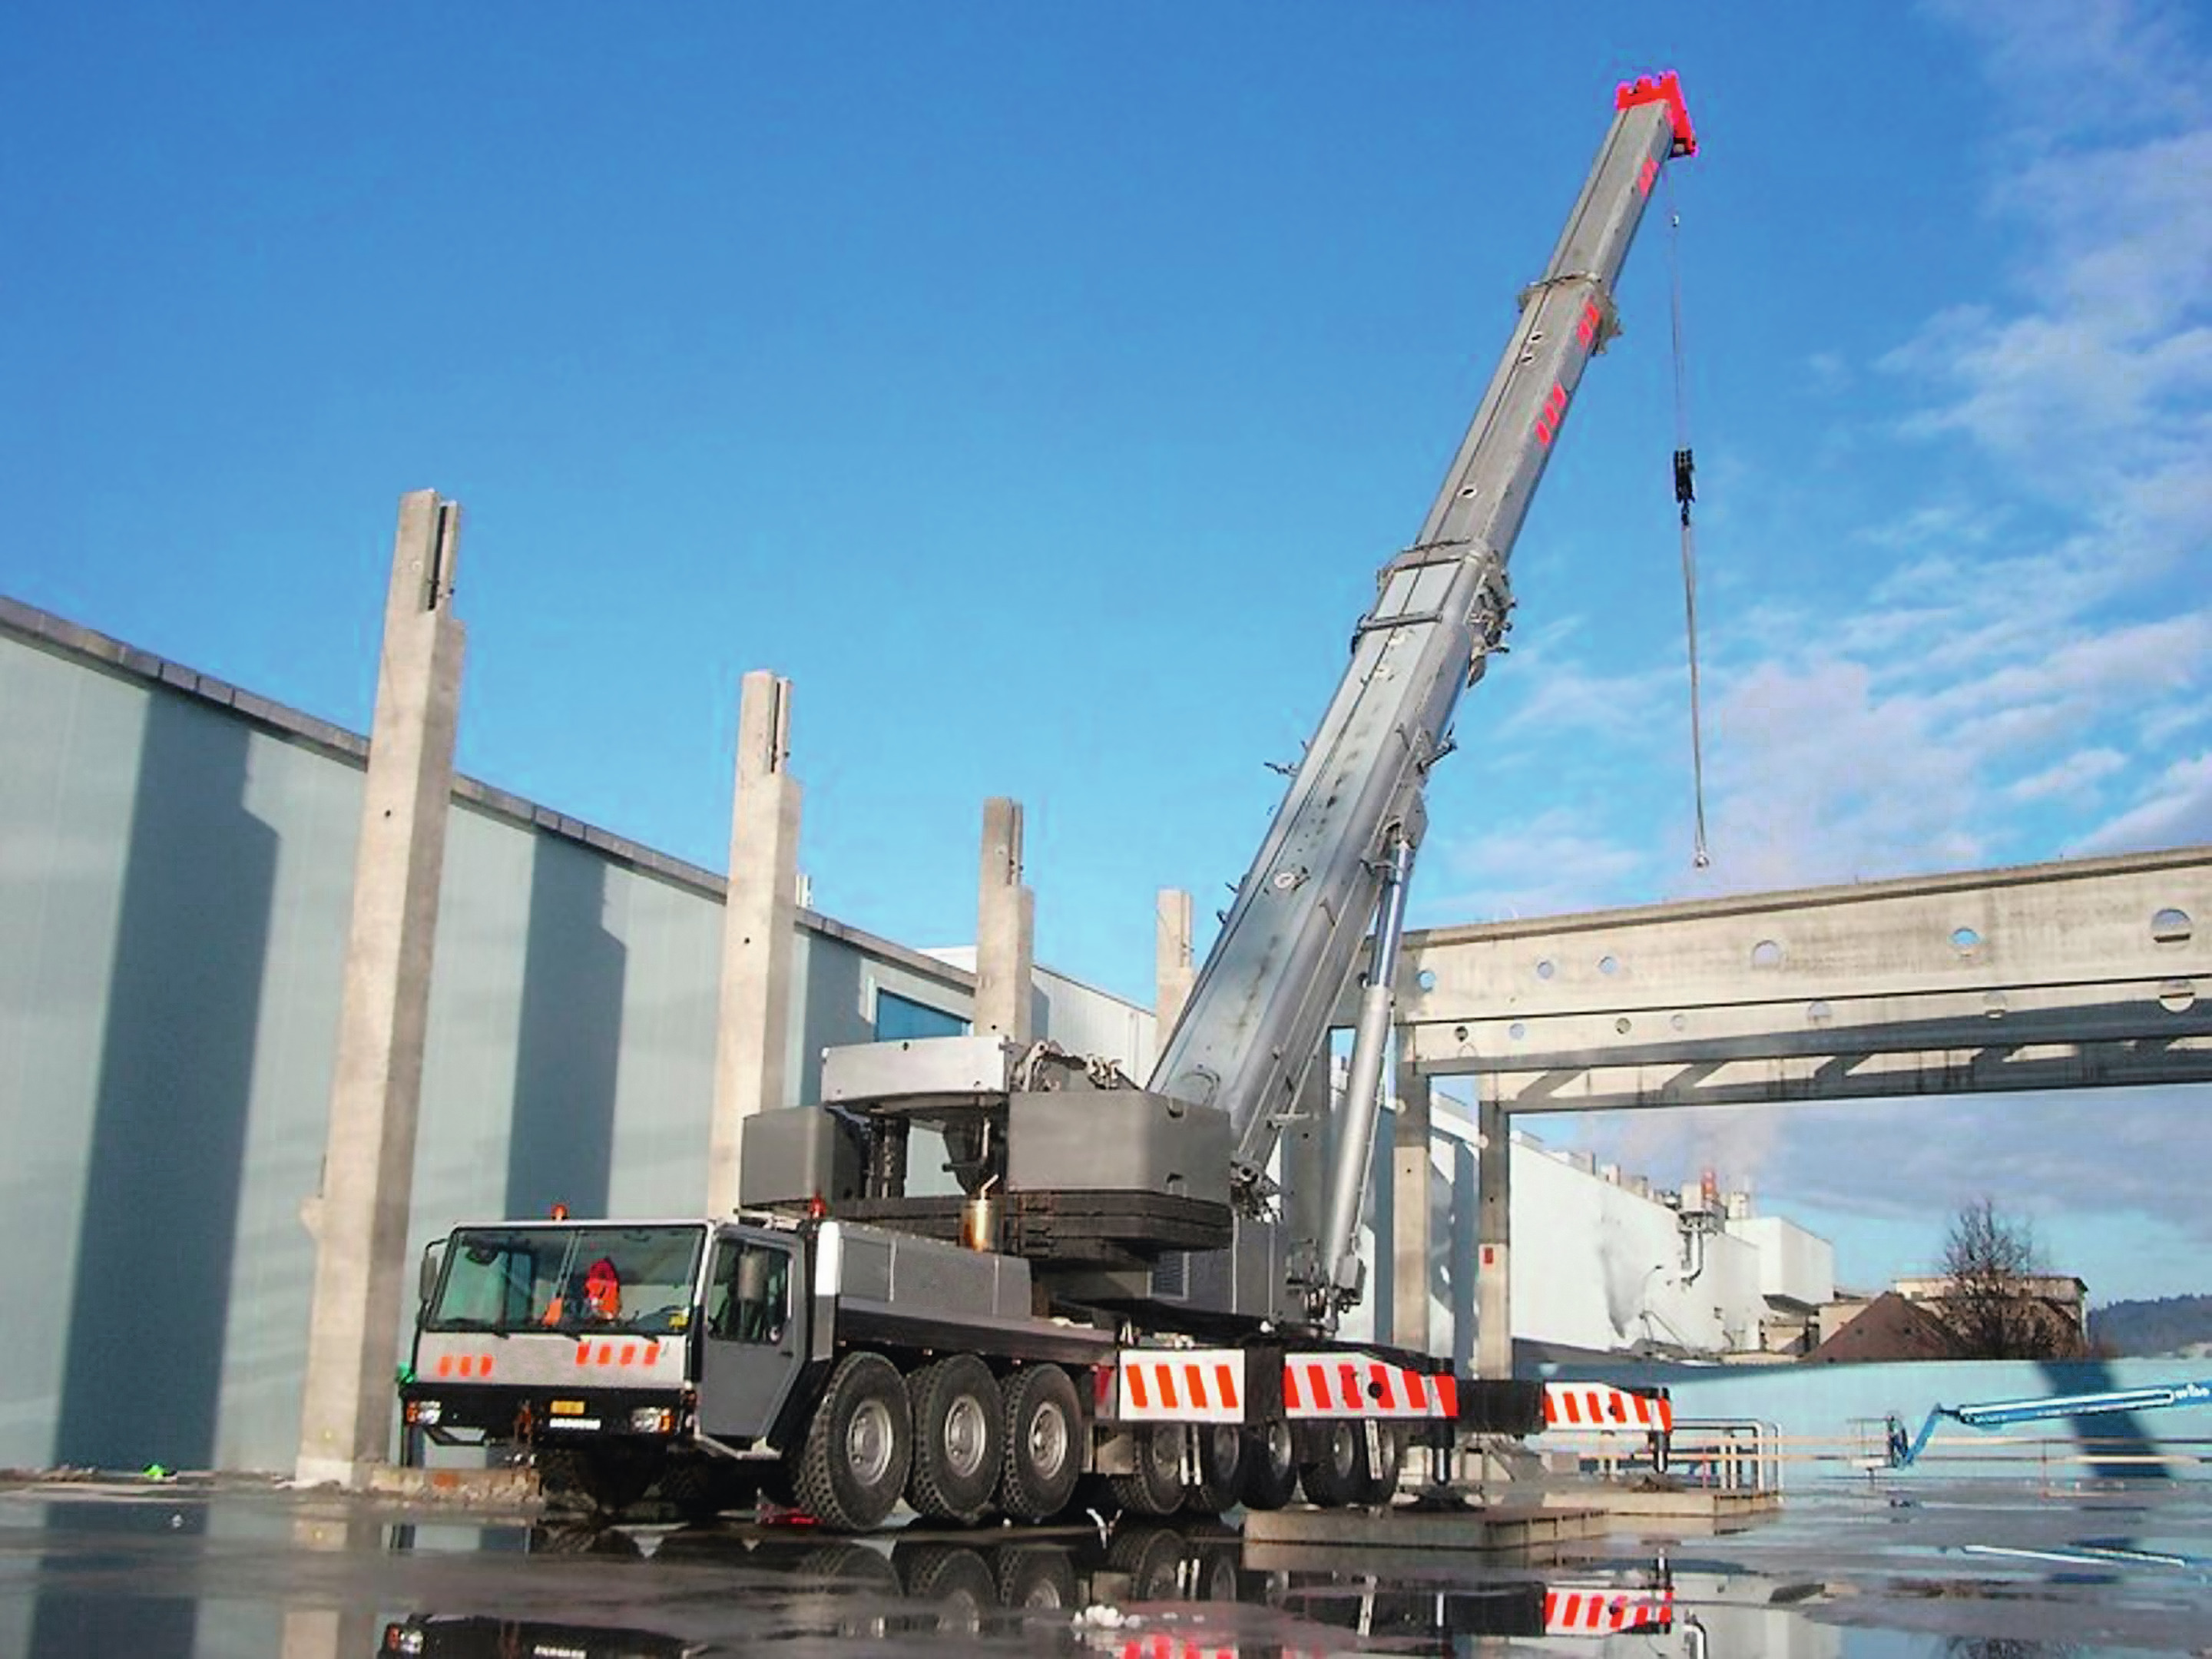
(296, 491), (465, 1488)
(973, 797), (1034, 1046)
(706, 672), (801, 1216)
(1388, 846), (2211, 1111)
(1475, 1098), (1511, 1379)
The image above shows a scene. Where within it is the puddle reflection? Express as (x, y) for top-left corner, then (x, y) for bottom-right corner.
(369, 1513), (2212, 1657)
(12, 1483), (2212, 1657)
(376, 1519), (1734, 1657)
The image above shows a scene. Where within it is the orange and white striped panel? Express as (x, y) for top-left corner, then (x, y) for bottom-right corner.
(1282, 1353), (1457, 1421)
(1117, 1639), (1316, 1659)
(1115, 1640), (1248, 1659)
(1116, 1350), (1246, 1424)
(1543, 1587), (1674, 1635)
(1541, 1383), (1673, 1434)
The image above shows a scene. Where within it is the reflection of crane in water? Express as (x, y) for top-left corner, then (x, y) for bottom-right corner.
(376, 1522), (1710, 1656)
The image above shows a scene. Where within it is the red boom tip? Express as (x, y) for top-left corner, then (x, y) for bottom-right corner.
(1616, 71), (1697, 157)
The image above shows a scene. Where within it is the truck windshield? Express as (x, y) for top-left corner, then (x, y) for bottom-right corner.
(428, 1225), (706, 1337)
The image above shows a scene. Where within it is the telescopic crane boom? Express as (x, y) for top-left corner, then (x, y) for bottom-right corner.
(1145, 75), (1697, 1316)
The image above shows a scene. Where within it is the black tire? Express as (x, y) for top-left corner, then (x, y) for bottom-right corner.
(792, 1540), (901, 1597)
(896, 1543), (998, 1631)
(1297, 1420), (1368, 1508)
(1109, 1422), (1186, 1517)
(796, 1350), (912, 1531)
(996, 1543), (1080, 1611)
(906, 1354), (1004, 1522)
(1184, 1422), (1243, 1516)
(541, 1442), (663, 1516)
(1362, 1424), (1405, 1505)
(1239, 1418), (1300, 1512)
(1106, 1523), (1188, 1600)
(1189, 1542), (1240, 1601)
(999, 1365), (1083, 1522)
(657, 1455), (758, 1522)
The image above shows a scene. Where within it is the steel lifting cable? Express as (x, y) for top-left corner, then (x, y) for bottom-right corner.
(1665, 167), (1711, 870)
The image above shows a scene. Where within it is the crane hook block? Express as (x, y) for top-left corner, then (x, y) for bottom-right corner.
(1615, 71), (1697, 157)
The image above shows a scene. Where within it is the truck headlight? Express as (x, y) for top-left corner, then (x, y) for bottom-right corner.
(406, 1400), (442, 1426)
(629, 1406), (674, 1435)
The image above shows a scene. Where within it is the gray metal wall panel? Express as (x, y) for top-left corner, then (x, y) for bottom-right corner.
(0, 632), (367, 1473)
(0, 639), (143, 1466)
(1, 614), (1163, 1474)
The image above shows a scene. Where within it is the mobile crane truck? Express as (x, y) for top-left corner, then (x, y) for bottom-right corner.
(401, 74), (1699, 1529)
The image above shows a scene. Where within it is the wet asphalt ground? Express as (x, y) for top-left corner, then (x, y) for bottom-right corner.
(5, 1470), (2212, 1656)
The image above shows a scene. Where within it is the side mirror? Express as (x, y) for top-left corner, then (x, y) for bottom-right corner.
(418, 1241), (445, 1310)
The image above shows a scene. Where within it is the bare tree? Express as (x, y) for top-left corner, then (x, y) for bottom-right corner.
(1938, 1197), (2078, 1359)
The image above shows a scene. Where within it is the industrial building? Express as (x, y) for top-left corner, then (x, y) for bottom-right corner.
(2, 580), (1830, 1477)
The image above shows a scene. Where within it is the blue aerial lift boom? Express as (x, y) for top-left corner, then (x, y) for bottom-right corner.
(1889, 1378), (2212, 1466)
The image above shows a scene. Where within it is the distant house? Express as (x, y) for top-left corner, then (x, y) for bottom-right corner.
(1894, 1273), (2090, 1352)
(1806, 1291), (1968, 1364)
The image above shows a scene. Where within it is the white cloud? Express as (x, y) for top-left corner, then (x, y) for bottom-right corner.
(2008, 746), (2126, 802)
(1495, 656), (1677, 747)
(1580, 1084), (2212, 1263)
(1690, 0), (2212, 891)
(1522, 2), (2212, 1300)
(1804, 349), (1850, 396)
(2075, 752), (2212, 850)
(1425, 805), (1648, 922)
(1925, 0), (2209, 134)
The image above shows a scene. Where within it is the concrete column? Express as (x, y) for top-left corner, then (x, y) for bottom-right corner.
(1450, 1137), (1477, 1376)
(1154, 888), (1195, 1041)
(280, 1513), (382, 1658)
(295, 490), (465, 1488)
(1391, 1052), (1432, 1354)
(1475, 1095), (1512, 1379)
(705, 672), (802, 1216)
(973, 796), (1034, 1046)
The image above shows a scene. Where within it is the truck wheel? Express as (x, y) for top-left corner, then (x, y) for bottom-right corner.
(657, 1454), (757, 1522)
(541, 1442), (662, 1516)
(896, 1542), (998, 1632)
(1362, 1424), (1405, 1504)
(1106, 1522), (1189, 1598)
(1109, 1422), (1185, 1517)
(1184, 1422), (1243, 1515)
(796, 1350), (912, 1531)
(1297, 1420), (1368, 1508)
(1239, 1419), (1299, 1512)
(999, 1364), (1083, 1521)
(997, 1543), (1080, 1610)
(906, 1354), (1005, 1522)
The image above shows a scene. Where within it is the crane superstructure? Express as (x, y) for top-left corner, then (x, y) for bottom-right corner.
(401, 75), (1698, 1528)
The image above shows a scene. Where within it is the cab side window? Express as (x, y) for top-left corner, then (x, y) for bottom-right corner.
(709, 1242), (791, 1346)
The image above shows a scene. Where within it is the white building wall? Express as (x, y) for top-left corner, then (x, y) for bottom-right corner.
(1422, 1110), (1786, 1360)
(1728, 1214), (1836, 1307)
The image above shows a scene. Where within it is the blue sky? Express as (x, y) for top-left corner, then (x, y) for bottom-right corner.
(5, 2), (2207, 1303)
